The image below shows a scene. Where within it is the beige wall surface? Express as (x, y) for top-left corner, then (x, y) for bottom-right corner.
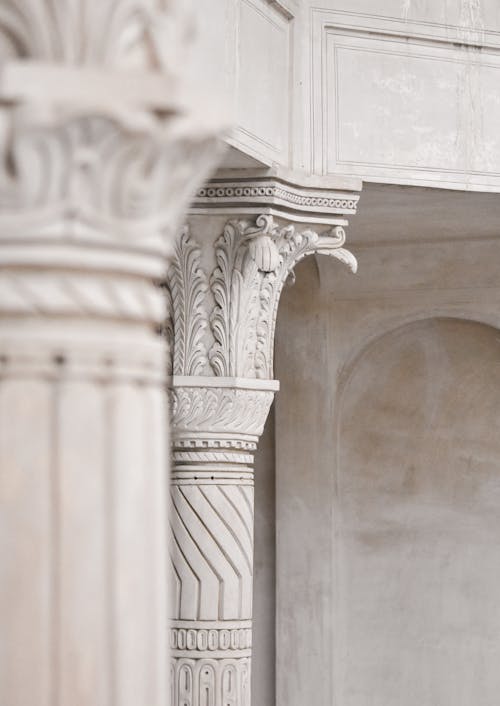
(336, 318), (500, 706)
(271, 183), (500, 706)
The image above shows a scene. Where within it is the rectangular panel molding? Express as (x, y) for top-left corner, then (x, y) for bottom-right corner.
(312, 8), (500, 190)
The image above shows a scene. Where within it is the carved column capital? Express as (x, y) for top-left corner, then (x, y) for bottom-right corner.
(0, 111), (221, 328)
(0, 1), (225, 340)
(0, 0), (224, 263)
(166, 170), (360, 380)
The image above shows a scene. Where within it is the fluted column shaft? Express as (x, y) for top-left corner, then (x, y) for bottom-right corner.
(1, 315), (168, 706)
(0, 3), (223, 704)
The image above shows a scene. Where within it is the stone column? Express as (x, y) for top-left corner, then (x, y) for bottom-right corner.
(166, 171), (361, 706)
(0, 3), (223, 705)
(169, 377), (277, 706)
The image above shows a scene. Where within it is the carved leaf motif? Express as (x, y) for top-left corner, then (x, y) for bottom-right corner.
(164, 286), (174, 377)
(167, 227), (209, 376)
(310, 225), (357, 273)
(234, 254), (261, 378)
(168, 217), (357, 381)
(254, 225), (319, 378)
(254, 271), (276, 378)
(253, 223), (358, 378)
(170, 386), (275, 436)
(209, 221), (242, 376)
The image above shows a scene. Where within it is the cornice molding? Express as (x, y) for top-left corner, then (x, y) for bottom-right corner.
(196, 180), (358, 217)
(191, 171), (361, 226)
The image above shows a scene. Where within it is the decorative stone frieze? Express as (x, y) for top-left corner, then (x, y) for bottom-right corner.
(167, 171), (361, 706)
(0, 3), (224, 706)
(195, 174), (359, 222)
(171, 380), (276, 435)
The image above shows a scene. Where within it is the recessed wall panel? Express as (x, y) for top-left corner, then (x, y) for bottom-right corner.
(236, 0), (290, 163)
(191, 0), (237, 108)
(330, 37), (465, 173)
(313, 11), (500, 189)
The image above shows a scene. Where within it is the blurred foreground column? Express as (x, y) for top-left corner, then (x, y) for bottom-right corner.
(0, 3), (223, 705)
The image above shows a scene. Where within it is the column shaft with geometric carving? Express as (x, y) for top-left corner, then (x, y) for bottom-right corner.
(169, 377), (276, 706)
(0, 3), (223, 705)
(166, 171), (361, 706)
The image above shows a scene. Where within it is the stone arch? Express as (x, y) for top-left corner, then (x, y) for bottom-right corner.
(337, 311), (500, 395)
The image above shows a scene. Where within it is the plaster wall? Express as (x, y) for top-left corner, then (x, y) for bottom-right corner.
(271, 183), (500, 706)
(334, 317), (500, 706)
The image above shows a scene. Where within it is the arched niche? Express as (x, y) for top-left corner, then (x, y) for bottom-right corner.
(335, 316), (500, 706)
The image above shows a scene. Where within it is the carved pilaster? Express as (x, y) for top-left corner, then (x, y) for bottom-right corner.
(166, 171), (361, 706)
(0, 3), (224, 706)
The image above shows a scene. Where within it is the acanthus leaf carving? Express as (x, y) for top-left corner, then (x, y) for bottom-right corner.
(170, 386), (275, 437)
(209, 220), (239, 376)
(166, 215), (357, 380)
(167, 226), (209, 376)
